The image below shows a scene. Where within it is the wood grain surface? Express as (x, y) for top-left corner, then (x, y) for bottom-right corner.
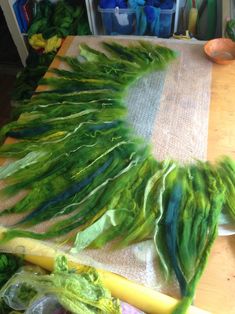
(197, 56), (235, 314)
(207, 63), (235, 161)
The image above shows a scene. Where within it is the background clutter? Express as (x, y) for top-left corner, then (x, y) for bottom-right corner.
(98, 0), (176, 37)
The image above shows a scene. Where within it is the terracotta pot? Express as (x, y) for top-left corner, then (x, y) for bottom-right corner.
(204, 38), (235, 65)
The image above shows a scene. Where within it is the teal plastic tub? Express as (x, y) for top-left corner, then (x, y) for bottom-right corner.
(98, 6), (136, 35)
(157, 5), (175, 38)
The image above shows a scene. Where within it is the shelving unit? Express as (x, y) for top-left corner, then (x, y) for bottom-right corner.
(1, 0), (233, 67)
(1, 0), (28, 66)
(2, 0), (179, 58)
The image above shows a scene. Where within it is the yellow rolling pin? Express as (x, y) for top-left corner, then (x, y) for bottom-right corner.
(0, 226), (210, 314)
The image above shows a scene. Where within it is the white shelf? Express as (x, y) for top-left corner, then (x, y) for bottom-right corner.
(1, 0), (28, 66)
(85, 0), (102, 35)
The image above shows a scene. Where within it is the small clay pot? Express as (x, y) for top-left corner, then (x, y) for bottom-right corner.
(204, 38), (235, 65)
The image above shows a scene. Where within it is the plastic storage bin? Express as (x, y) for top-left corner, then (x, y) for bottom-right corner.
(156, 5), (175, 38)
(98, 7), (136, 35)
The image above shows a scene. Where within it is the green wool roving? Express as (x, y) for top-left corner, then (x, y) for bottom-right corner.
(12, 0), (90, 102)
(0, 253), (23, 313)
(0, 41), (235, 313)
(0, 256), (120, 313)
(0, 253), (22, 288)
(27, 0), (90, 39)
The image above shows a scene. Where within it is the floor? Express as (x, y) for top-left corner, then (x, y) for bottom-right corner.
(0, 74), (17, 126)
(0, 7), (22, 127)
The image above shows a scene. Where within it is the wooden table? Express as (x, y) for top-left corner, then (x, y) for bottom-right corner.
(3, 36), (235, 314)
(197, 54), (235, 314)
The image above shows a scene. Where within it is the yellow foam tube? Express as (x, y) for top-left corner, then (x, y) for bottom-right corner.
(0, 227), (210, 314)
(188, 8), (198, 35)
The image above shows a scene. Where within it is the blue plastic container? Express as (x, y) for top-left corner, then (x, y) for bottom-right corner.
(156, 5), (175, 38)
(98, 7), (136, 35)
